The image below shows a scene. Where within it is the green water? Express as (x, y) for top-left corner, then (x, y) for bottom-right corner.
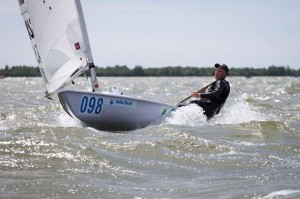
(0, 77), (299, 198)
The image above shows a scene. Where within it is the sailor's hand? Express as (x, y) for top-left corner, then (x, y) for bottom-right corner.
(197, 87), (206, 93)
(191, 92), (201, 98)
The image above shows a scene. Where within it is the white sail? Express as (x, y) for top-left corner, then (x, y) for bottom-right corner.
(18, 0), (93, 95)
(18, 0), (177, 131)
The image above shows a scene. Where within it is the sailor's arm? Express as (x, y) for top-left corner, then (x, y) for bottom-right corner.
(191, 86), (208, 97)
(201, 81), (225, 100)
(197, 87), (207, 93)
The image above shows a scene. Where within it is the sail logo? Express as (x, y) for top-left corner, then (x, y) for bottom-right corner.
(74, 42), (81, 50)
(24, 18), (41, 64)
(25, 19), (34, 39)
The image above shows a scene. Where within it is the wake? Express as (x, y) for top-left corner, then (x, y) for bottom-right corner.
(165, 94), (267, 127)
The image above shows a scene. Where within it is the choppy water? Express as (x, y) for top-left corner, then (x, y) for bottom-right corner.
(0, 76), (300, 199)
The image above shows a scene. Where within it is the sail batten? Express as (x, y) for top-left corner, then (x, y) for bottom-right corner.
(18, 0), (92, 95)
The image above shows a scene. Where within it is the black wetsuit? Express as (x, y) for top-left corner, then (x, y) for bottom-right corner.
(178, 80), (230, 119)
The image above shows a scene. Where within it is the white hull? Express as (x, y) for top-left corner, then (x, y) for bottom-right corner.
(58, 90), (176, 131)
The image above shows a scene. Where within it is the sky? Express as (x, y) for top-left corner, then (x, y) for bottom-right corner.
(1, 0), (300, 69)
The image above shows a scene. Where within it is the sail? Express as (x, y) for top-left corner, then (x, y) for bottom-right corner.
(18, 0), (93, 95)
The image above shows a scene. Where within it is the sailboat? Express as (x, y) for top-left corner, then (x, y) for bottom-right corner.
(18, 0), (176, 131)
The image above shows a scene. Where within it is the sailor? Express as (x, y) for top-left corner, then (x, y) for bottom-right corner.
(178, 63), (230, 120)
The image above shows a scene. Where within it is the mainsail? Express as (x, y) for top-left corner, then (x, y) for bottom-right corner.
(18, 0), (176, 131)
(18, 0), (93, 96)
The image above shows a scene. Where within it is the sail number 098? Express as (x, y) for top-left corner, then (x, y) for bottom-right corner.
(80, 96), (103, 115)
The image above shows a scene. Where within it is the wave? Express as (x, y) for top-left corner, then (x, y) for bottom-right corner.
(165, 104), (207, 126)
(55, 114), (83, 128)
(166, 93), (267, 127)
(285, 79), (300, 95)
(257, 189), (300, 199)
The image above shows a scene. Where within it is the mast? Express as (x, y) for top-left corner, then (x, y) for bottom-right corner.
(75, 0), (99, 92)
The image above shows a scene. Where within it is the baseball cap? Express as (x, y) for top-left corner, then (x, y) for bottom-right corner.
(215, 63), (229, 74)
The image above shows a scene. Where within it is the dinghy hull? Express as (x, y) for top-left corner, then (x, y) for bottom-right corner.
(58, 90), (176, 131)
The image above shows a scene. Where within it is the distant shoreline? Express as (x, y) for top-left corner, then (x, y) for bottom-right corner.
(0, 65), (299, 77)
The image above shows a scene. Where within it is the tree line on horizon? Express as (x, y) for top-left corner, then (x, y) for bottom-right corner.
(0, 64), (299, 77)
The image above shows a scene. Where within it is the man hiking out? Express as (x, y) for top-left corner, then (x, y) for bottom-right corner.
(177, 63), (230, 120)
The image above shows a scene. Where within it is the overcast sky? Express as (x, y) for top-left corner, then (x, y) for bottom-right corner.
(1, 0), (300, 69)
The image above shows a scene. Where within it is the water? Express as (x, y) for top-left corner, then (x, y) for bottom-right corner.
(0, 76), (300, 198)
